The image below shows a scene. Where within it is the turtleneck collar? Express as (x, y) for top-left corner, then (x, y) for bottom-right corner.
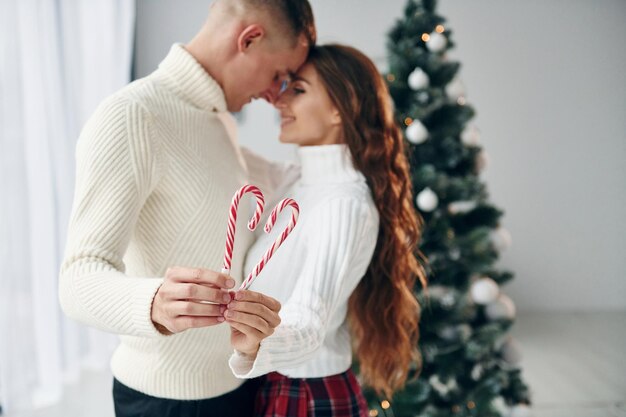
(154, 43), (227, 113)
(298, 144), (366, 186)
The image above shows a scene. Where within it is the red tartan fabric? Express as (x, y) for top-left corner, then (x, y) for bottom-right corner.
(255, 370), (368, 417)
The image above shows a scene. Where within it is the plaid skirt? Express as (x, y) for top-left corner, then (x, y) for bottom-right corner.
(254, 370), (368, 417)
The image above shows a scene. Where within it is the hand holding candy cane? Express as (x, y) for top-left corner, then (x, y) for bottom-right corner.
(220, 186), (300, 356)
(224, 198), (299, 355)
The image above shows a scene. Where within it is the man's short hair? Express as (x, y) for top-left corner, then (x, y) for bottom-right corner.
(240, 0), (316, 47)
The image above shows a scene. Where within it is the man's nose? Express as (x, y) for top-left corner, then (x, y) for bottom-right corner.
(264, 79), (286, 104)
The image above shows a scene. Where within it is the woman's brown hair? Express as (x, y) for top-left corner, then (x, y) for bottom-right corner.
(308, 44), (427, 398)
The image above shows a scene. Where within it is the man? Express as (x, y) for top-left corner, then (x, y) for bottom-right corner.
(58, 1), (316, 416)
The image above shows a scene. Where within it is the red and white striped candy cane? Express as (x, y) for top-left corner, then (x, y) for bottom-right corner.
(222, 185), (265, 275)
(239, 198), (300, 290)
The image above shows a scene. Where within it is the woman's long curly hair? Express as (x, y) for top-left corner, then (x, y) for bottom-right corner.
(308, 44), (427, 398)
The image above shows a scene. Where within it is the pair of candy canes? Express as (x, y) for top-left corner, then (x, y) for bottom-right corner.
(222, 185), (299, 291)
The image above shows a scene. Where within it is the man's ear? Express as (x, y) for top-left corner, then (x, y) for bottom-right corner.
(237, 24), (265, 52)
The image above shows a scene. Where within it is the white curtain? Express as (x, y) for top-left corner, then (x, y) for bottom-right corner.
(0, 0), (135, 413)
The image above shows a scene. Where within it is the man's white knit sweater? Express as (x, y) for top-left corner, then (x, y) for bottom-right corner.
(59, 44), (258, 399)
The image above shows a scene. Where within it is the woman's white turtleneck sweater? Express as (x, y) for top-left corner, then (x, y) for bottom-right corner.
(229, 144), (380, 379)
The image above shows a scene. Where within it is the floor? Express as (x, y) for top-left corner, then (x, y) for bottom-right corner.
(507, 312), (626, 417)
(6, 311), (626, 417)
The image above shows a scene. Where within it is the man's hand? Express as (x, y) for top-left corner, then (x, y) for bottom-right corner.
(224, 290), (282, 357)
(151, 266), (235, 334)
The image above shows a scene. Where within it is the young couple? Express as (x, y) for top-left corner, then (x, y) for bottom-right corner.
(59, 1), (426, 416)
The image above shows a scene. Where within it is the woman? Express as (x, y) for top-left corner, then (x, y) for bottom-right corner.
(225, 44), (428, 417)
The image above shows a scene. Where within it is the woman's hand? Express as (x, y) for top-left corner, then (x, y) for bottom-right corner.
(225, 290), (282, 357)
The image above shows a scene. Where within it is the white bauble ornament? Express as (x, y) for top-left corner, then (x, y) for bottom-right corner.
(408, 67), (430, 90)
(509, 404), (532, 417)
(501, 337), (523, 365)
(448, 200), (477, 214)
(449, 247), (461, 261)
(490, 227), (513, 251)
(416, 187), (438, 212)
(471, 364), (484, 380)
(470, 277), (500, 305)
(485, 294), (517, 321)
(461, 124), (481, 146)
(426, 32), (447, 52)
(445, 76), (466, 100)
(406, 120), (428, 144)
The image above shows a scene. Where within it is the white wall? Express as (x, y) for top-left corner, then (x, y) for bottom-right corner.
(134, 0), (626, 311)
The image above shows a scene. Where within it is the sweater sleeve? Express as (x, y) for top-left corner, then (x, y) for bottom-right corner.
(229, 197), (379, 378)
(58, 96), (167, 338)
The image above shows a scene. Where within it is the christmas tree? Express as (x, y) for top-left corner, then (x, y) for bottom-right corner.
(360, 1), (532, 416)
